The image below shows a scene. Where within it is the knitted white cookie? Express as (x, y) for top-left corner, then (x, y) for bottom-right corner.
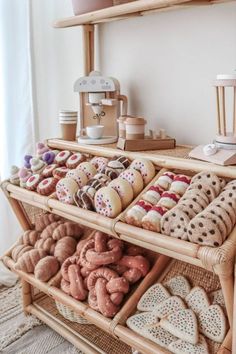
(137, 283), (170, 312)
(142, 325), (177, 349)
(126, 312), (159, 334)
(164, 276), (191, 299)
(185, 287), (210, 315)
(160, 309), (199, 344)
(198, 304), (227, 343)
(191, 171), (221, 195)
(210, 289), (225, 308)
(168, 335), (209, 354)
(153, 296), (186, 319)
(161, 208), (190, 240)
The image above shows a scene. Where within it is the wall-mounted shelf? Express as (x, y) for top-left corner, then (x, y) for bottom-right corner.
(54, 0), (234, 28)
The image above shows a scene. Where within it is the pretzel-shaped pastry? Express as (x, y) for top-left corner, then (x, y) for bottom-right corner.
(117, 255), (150, 283)
(68, 264), (88, 301)
(61, 255), (80, 282)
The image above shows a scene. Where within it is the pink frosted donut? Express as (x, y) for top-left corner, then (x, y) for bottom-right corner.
(55, 150), (72, 166)
(142, 185), (164, 205)
(154, 171), (175, 190)
(119, 168), (144, 197)
(125, 200), (152, 227)
(37, 177), (58, 196)
(66, 169), (88, 188)
(66, 152), (86, 169)
(26, 174), (42, 191)
(77, 162), (97, 180)
(109, 178), (134, 209)
(42, 164), (58, 178)
(94, 186), (122, 218)
(90, 156), (109, 173)
(158, 191), (180, 209)
(56, 177), (79, 204)
(130, 158), (155, 186)
(53, 166), (69, 179)
(169, 174), (191, 196)
(142, 205), (168, 232)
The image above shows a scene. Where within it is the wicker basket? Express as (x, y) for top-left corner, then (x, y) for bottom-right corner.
(55, 300), (90, 325)
(113, 0), (136, 5)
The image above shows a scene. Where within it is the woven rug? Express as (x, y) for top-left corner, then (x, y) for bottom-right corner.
(0, 282), (83, 354)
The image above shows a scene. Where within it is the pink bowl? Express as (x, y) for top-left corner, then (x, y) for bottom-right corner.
(71, 0), (113, 15)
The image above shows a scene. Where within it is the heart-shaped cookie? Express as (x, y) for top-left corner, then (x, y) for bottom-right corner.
(185, 287), (210, 315)
(153, 296), (186, 319)
(142, 324), (177, 349)
(168, 334), (209, 354)
(126, 312), (158, 334)
(164, 275), (191, 299)
(198, 304), (227, 343)
(137, 283), (170, 311)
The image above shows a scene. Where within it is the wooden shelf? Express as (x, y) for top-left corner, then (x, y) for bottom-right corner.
(54, 0), (234, 28)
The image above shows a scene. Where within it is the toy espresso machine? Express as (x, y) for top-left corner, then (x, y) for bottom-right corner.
(74, 71), (128, 144)
(190, 73), (236, 165)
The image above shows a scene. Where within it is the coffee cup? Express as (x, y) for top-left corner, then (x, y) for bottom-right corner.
(59, 110), (78, 141)
(85, 125), (104, 139)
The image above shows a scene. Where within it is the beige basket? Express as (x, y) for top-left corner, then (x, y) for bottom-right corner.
(55, 300), (90, 325)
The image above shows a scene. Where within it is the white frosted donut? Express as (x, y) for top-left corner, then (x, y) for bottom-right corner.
(26, 174), (42, 191)
(56, 177), (79, 205)
(90, 156), (108, 173)
(77, 162), (97, 180)
(119, 169), (143, 197)
(66, 152), (86, 169)
(55, 150), (71, 166)
(94, 186), (122, 218)
(130, 158), (155, 186)
(66, 169), (88, 188)
(109, 178), (134, 209)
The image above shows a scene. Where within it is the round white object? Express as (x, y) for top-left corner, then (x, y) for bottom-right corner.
(203, 144), (217, 156)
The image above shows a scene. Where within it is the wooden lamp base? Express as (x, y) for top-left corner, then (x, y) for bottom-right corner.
(117, 136), (176, 151)
(189, 145), (236, 166)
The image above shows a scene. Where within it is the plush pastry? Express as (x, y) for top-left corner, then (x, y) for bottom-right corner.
(153, 296), (186, 319)
(130, 158), (155, 185)
(74, 186), (95, 210)
(20, 230), (40, 246)
(11, 244), (33, 262)
(94, 186), (122, 218)
(142, 325), (177, 349)
(53, 166), (70, 179)
(185, 287), (210, 315)
(54, 236), (77, 264)
(41, 220), (64, 239)
(198, 305), (227, 343)
(34, 238), (56, 255)
(168, 335), (209, 354)
(66, 152), (86, 169)
(42, 151), (55, 165)
(18, 167), (32, 188)
(137, 283), (170, 311)
(42, 163), (58, 178)
(117, 255), (150, 283)
(101, 166), (120, 180)
(142, 205), (168, 232)
(30, 157), (46, 174)
(126, 312), (159, 334)
(23, 155), (33, 169)
(34, 213), (61, 232)
(161, 207), (190, 240)
(191, 171), (221, 195)
(142, 185), (164, 205)
(77, 161), (97, 180)
(37, 177), (58, 196)
(26, 174), (43, 191)
(154, 171), (175, 190)
(10, 166), (20, 186)
(36, 142), (49, 157)
(56, 177), (79, 204)
(34, 256), (59, 282)
(66, 169), (88, 188)
(125, 200), (152, 227)
(68, 264), (88, 300)
(52, 221), (83, 241)
(170, 174), (191, 196)
(55, 150), (72, 166)
(109, 178), (134, 209)
(90, 156), (108, 173)
(106, 156), (130, 175)
(164, 276), (191, 299)
(111, 156), (130, 169)
(158, 191), (180, 209)
(15, 249), (47, 273)
(93, 173), (111, 186)
(119, 168), (144, 196)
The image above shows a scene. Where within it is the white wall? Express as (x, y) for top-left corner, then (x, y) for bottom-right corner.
(32, 1), (236, 145)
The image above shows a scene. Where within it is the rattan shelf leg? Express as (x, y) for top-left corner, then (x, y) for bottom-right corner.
(214, 262), (234, 329)
(22, 280), (32, 315)
(8, 197), (32, 230)
(232, 263), (236, 354)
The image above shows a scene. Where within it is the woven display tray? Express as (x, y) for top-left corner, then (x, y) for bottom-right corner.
(55, 300), (90, 325)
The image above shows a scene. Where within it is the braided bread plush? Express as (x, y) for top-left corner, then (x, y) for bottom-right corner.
(52, 222), (83, 241)
(41, 221), (64, 239)
(20, 230), (40, 246)
(15, 249), (47, 273)
(34, 238), (56, 255)
(11, 244), (33, 262)
(35, 213), (61, 232)
(54, 236), (77, 264)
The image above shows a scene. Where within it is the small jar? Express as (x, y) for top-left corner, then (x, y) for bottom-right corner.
(125, 117), (146, 140)
(117, 116), (127, 138)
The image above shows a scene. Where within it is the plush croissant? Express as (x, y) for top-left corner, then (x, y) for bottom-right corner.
(20, 230), (40, 246)
(41, 221), (64, 239)
(34, 238), (56, 255)
(52, 222), (83, 241)
(54, 236), (77, 264)
(34, 256), (59, 282)
(35, 213), (61, 232)
(15, 249), (47, 273)
(11, 244), (33, 262)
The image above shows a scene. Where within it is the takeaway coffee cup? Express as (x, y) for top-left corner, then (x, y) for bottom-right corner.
(59, 110), (78, 141)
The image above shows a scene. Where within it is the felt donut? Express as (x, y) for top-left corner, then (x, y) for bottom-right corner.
(119, 169), (144, 197)
(101, 166), (120, 180)
(36, 142), (49, 157)
(53, 166), (70, 179)
(94, 186), (122, 218)
(24, 155), (33, 169)
(37, 177), (58, 196)
(30, 158), (46, 174)
(26, 174), (43, 191)
(74, 186), (94, 210)
(93, 173), (111, 186)
(42, 151), (55, 165)
(158, 191), (180, 209)
(109, 178), (134, 209)
(42, 164), (58, 178)
(154, 171), (175, 190)
(66, 152), (86, 169)
(18, 167), (32, 188)
(55, 150), (72, 166)
(56, 177), (79, 204)
(170, 174), (191, 196)
(10, 166), (20, 186)
(66, 169), (88, 188)
(142, 205), (168, 232)
(90, 156), (109, 173)
(130, 158), (155, 186)
(106, 156), (130, 175)
(125, 200), (152, 227)
(117, 255), (150, 283)
(77, 162), (97, 180)
(142, 185), (164, 205)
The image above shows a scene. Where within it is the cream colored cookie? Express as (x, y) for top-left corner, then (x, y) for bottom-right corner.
(164, 276), (191, 299)
(198, 305), (227, 343)
(137, 283), (170, 312)
(185, 287), (210, 315)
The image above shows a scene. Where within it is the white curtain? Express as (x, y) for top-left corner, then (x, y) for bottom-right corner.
(0, 0), (37, 283)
